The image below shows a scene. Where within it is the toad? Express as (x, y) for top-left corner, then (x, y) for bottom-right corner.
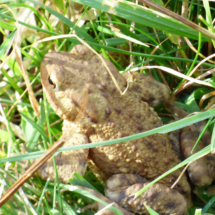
(39, 44), (215, 215)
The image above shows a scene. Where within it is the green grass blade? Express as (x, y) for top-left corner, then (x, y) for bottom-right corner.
(96, 26), (148, 46)
(194, 209), (202, 215)
(0, 20), (16, 31)
(25, 0), (95, 43)
(61, 185), (123, 215)
(211, 122), (215, 152)
(20, 112), (49, 144)
(1, 108), (215, 163)
(0, 30), (16, 59)
(71, 0), (211, 41)
(145, 204), (159, 215)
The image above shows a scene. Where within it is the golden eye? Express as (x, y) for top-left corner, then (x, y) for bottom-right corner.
(48, 76), (56, 88)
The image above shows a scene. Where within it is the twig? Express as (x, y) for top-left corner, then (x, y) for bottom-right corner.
(0, 139), (65, 207)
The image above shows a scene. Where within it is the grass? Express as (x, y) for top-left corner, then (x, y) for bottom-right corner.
(1, 0), (215, 214)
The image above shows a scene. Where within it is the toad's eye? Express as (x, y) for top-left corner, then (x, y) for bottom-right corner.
(48, 76), (56, 88)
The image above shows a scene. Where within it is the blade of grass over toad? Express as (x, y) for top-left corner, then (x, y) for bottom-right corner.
(144, 204), (159, 215)
(1, 108), (215, 163)
(71, 0), (211, 41)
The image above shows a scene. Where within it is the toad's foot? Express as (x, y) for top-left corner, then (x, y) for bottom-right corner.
(165, 100), (215, 187)
(105, 174), (187, 215)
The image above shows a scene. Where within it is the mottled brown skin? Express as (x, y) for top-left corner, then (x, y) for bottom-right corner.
(39, 45), (212, 214)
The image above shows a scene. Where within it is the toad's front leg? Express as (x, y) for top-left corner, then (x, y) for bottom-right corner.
(38, 120), (89, 183)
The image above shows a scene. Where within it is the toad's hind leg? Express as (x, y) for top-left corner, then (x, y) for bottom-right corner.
(105, 174), (187, 215)
(37, 121), (89, 184)
(123, 72), (170, 107)
(165, 100), (215, 187)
